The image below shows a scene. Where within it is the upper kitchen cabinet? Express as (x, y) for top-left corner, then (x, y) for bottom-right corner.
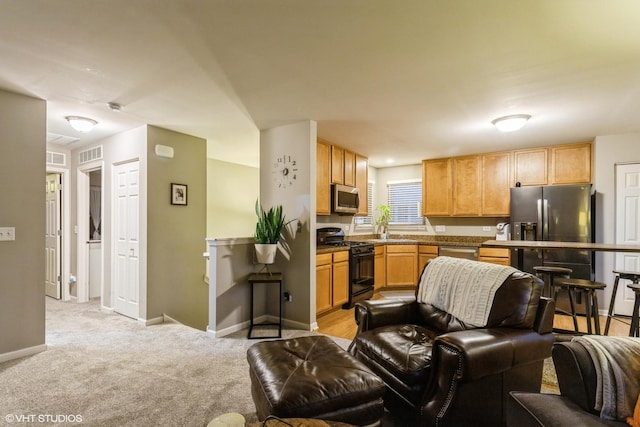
(355, 154), (368, 216)
(513, 147), (548, 186)
(481, 151), (511, 216)
(549, 142), (592, 185)
(316, 139), (369, 215)
(331, 145), (344, 184)
(344, 150), (356, 187)
(316, 140), (331, 215)
(452, 155), (481, 216)
(422, 158), (452, 216)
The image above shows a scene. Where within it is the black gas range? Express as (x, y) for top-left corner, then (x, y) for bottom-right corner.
(317, 227), (375, 308)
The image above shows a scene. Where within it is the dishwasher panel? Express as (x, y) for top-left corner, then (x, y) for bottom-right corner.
(439, 246), (478, 260)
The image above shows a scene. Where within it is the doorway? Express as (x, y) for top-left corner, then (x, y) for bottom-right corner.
(45, 173), (61, 299)
(614, 162), (640, 315)
(77, 162), (103, 303)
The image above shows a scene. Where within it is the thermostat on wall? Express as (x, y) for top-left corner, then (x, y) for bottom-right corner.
(154, 144), (174, 159)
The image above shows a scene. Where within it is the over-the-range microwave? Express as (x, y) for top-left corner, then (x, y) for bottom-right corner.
(333, 184), (359, 215)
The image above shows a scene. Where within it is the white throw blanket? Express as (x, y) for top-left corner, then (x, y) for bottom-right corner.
(573, 335), (640, 421)
(416, 256), (517, 327)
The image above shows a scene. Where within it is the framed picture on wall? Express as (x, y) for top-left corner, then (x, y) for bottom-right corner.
(171, 183), (188, 205)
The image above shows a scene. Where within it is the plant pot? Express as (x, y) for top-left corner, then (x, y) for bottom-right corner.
(255, 243), (277, 264)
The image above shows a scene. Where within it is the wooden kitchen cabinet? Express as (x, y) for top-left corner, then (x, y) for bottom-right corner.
(549, 142), (592, 185)
(316, 140), (331, 215)
(418, 245), (438, 275)
(343, 150), (356, 187)
(374, 245), (386, 290)
(481, 151), (511, 216)
(452, 155), (481, 216)
(316, 253), (333, 314)
(422, 158), (452, 216)
(316, 251), (350, 314)
(513, 147), (548, 186)
(332, 251), (350, 307)
(478, 247), (511, 266)
(386, 244), (418, 287)
(331, 145), (344, 184)
(355, 154), (368, 216)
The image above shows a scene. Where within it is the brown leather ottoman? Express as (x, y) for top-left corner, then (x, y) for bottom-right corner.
(247, 336), (385, 427)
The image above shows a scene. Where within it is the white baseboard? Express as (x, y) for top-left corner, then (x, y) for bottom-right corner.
(0, 344), (47, 363)
(142, 316), (164, 326)
(211, 319), (252, 338)
(207, 316), (315, 338)
(100, 305), (114, 313)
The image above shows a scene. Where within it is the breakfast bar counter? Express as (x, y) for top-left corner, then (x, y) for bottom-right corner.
(482, 240), (640, 252)
(482, 239), (640, 271)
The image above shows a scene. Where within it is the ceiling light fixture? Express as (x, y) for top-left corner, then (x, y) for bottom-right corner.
(491, 114), (531, 132)
(65, 116), (97, 133)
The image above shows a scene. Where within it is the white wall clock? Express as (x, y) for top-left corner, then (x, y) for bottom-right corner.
(273, 154), (298, 189)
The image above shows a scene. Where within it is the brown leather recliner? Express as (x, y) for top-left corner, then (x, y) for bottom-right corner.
(349, 262), (555, 427)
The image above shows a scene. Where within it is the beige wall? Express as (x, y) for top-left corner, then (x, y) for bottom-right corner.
(593, 134), (640, 308)
(207, 158), (259, 238)
(0, 90), (46, 357)
(260, 121), (315, 329)
(147, 126), (207, 330)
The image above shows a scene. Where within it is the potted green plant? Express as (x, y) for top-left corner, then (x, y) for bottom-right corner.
(254, 199), (292, 264)
(375, 204), (392, 240)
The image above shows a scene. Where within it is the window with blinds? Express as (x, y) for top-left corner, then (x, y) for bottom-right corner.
(354, 181), (374, 226)
(388, 181), (423, 225)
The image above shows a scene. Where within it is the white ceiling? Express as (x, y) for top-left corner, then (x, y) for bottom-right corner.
(2, 0), (640, 168)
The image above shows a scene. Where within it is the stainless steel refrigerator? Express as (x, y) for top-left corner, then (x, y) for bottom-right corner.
(510, 184), (595, 313)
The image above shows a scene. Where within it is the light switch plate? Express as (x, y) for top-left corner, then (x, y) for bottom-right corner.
(483, 226), (492, 231)
(435, 225), (446, 232)
(0, 227), (15, 241)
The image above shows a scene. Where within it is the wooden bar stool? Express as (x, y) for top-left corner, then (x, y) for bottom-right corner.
(604, 270), (640, 335)
(533, 266), (572, 299)
(555, 278), (606, 335)
(629, 283), (640, 337)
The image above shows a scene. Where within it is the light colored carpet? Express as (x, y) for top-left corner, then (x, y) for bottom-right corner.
(0, 298), (347, 427)
(0, 297), (558, 427)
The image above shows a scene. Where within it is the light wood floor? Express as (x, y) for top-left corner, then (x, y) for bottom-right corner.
(316, 294), (634, 341)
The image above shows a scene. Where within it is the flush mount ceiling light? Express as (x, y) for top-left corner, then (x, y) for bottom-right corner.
(491, 114), (531, 132)
(65, 116), (97, 133)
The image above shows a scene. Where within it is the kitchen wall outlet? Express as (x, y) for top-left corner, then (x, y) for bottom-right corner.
(0, 227), (15, 241)
(435, 225), (446, 232)
(482, 226), (492, 231)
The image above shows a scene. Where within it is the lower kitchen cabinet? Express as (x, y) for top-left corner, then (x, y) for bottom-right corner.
(374, 245), (386, 290)
(332, 251), (350, 307)
(386, 244), (418, 287)
(316, 253), (333, 314)
(478, 247), (511, 266)
(316, 251), (349, 315)
(418, 245), (439, 276)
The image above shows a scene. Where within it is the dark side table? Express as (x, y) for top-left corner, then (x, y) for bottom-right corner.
(248, 273), (283, 339)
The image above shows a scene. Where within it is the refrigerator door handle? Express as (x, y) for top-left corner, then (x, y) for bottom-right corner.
(543, 198), (549, 240)
(537, 199), (543, 240)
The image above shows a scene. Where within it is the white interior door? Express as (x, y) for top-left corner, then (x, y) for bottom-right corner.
(614, 163), (640, 316)
(113, 161), (140, 319)
(45, 173), (61, 299)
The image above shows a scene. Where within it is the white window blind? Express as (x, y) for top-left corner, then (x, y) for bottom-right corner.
(354, 181), (374, 225)
(388, 181), (423, 224)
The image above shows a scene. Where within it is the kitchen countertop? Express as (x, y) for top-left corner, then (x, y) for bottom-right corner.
(482, 239), (640, 252)
(317, 235), (490, 254)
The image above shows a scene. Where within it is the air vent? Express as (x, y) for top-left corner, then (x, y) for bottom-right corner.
(46, 151), (66, 167)
(47, 132), (79, 146)
(78, 145), (103, 164)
